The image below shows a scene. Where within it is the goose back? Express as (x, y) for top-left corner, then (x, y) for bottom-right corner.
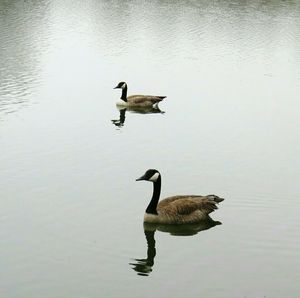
(121, 95), (166, 107)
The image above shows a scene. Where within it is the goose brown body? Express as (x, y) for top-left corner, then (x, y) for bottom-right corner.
(145, 195), (223, 224)
(125, 95), (166, 107)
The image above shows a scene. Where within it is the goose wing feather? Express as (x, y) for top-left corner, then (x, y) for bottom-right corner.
(127, 95), (166, 104)
(157, 195), (219, 215)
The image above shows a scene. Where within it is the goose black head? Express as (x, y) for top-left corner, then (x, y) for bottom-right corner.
(114, 81), (127, 89)
(136, 169), (160, 182)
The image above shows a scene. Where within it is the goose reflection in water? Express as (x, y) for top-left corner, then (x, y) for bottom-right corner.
(130, 220), (221, 276)
(111, 106), (164, 128)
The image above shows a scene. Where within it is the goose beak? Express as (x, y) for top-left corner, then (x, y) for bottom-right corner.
(136, 175), (145, 181)
(113, 86), (119, 89)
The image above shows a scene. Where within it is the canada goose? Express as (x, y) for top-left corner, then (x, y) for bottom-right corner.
(114, 82), (166, 107)
(136, 169), (224, 224)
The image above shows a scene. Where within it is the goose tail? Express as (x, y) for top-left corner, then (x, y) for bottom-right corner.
(207, 195), (224, 204)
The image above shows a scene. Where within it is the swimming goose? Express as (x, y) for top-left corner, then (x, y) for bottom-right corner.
(136, 169), (224, 224)
(114, 82), (166, 107)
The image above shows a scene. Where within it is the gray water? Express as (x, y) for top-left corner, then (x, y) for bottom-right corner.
(1, 0), (300, 297)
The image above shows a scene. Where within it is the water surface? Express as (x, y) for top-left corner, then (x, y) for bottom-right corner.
(1, 0), (300, 297)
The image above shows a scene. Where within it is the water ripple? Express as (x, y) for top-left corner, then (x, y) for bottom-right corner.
(0, 0), (51, 117)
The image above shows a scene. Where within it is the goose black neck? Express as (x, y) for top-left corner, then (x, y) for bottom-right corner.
(146, 176), (161, 215)
(121, 86), (128, 102)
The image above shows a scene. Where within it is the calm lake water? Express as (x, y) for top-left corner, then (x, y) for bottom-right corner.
(1, 0), (300, 297)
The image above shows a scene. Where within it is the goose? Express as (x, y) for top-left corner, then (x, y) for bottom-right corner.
(136, 169), (224, 224)
(114, 82), (166, 107)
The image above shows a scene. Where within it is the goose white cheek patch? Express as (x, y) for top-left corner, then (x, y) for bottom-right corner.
(122, 83), (127, 89)
(149, 172), (160, 182)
